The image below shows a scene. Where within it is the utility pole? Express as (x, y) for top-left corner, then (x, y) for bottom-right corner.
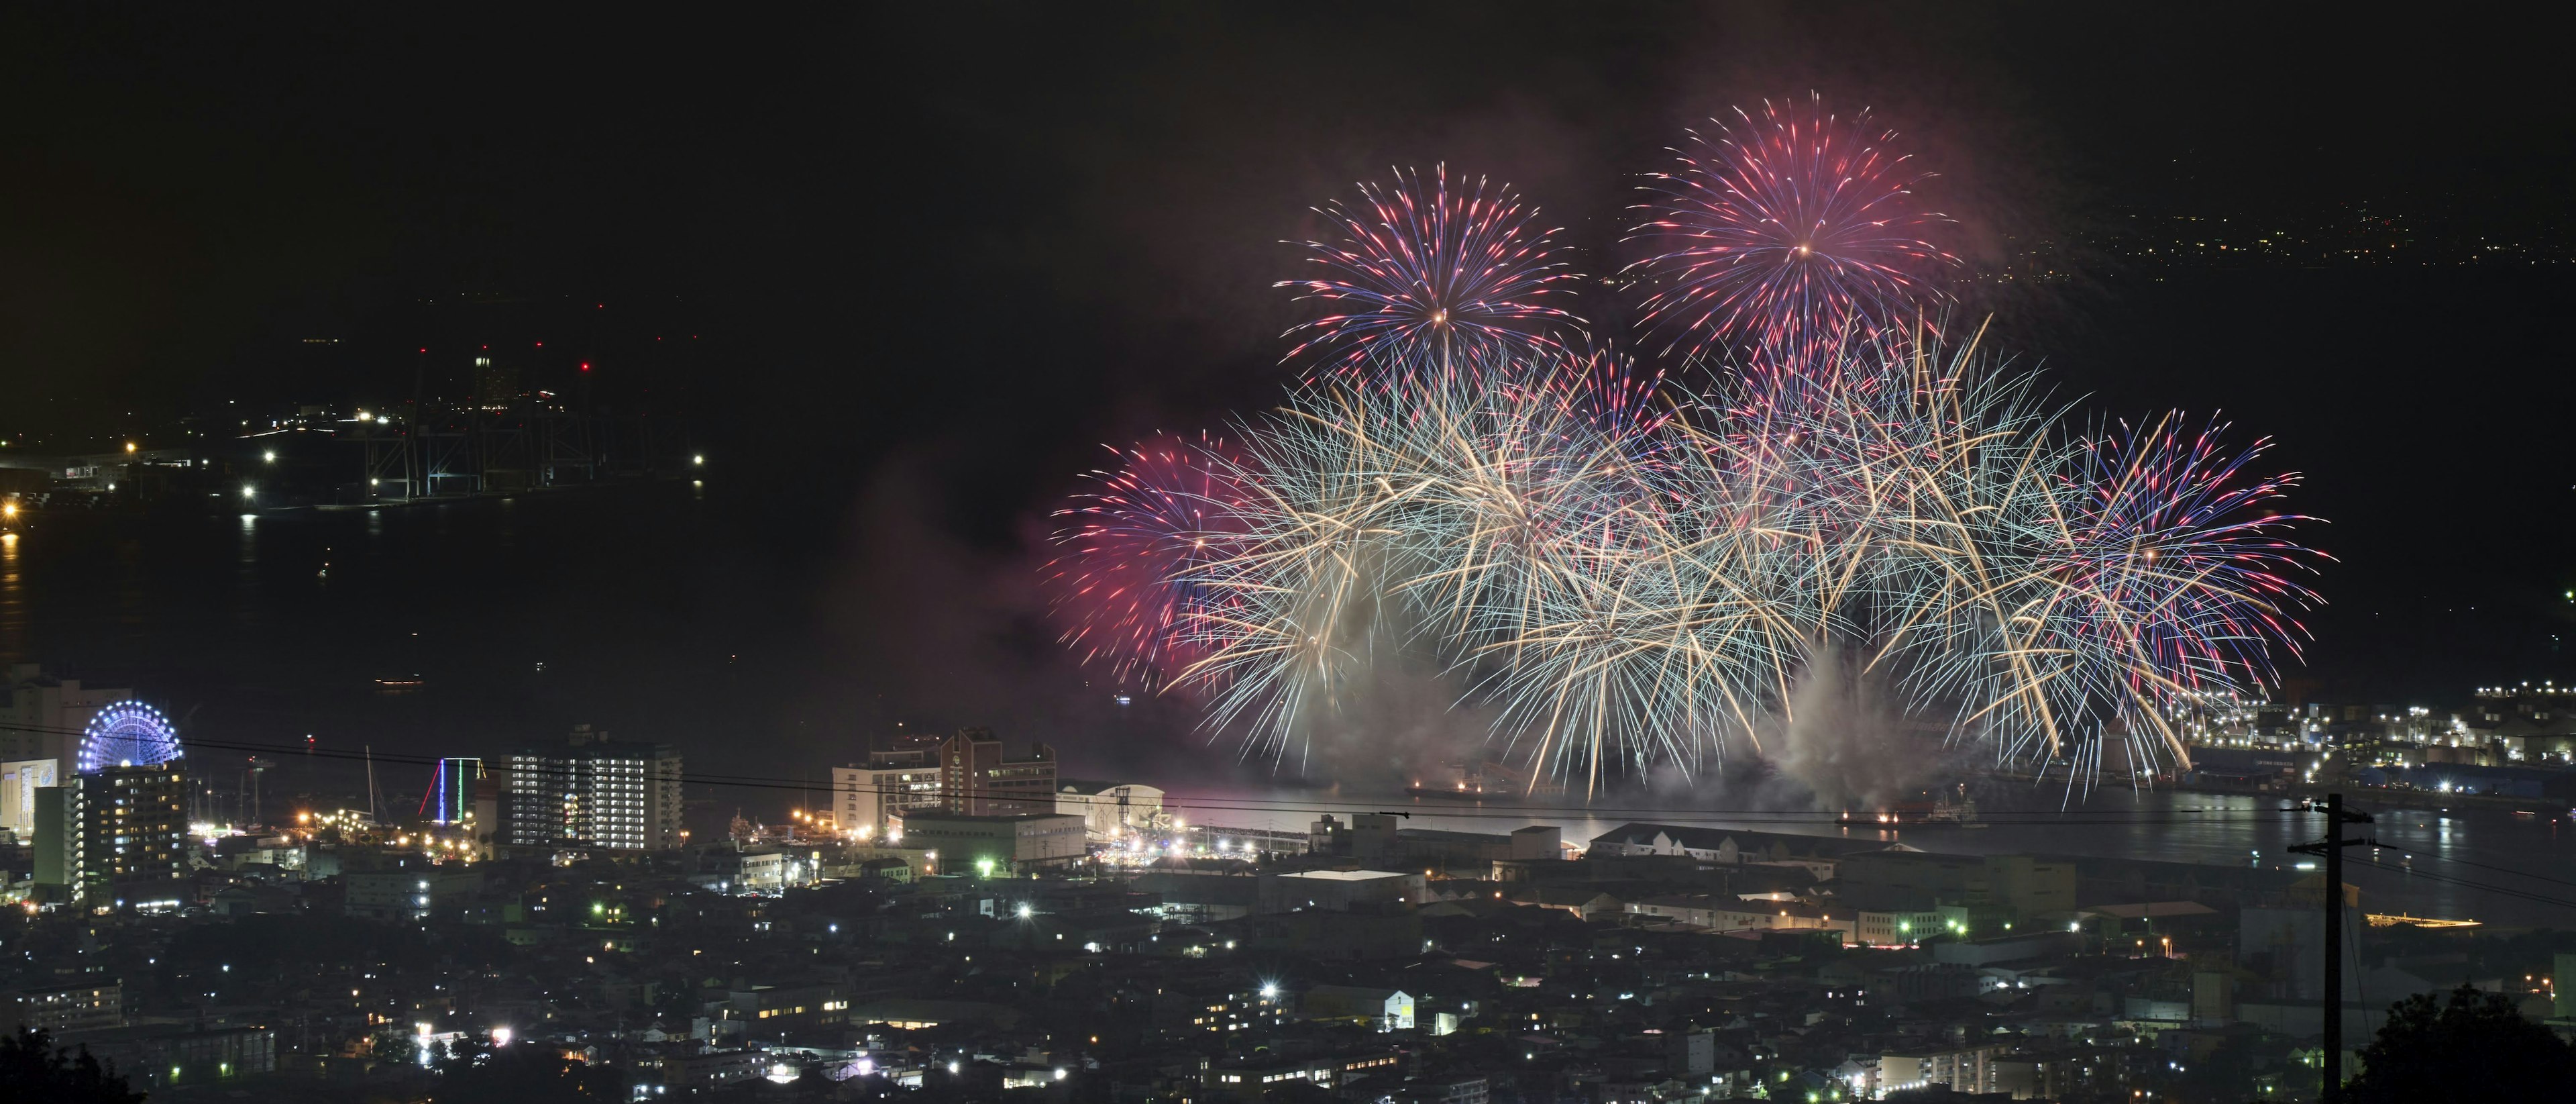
(2290, 791), (2371, 1103)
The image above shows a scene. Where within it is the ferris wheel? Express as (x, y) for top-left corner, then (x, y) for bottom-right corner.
(78, 701), (183, 773)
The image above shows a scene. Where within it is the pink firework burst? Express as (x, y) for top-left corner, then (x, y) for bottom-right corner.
(1044, 432), (1256, 691)
(1628, 93), (1958, 366)
(1279, 164), (1583, 381)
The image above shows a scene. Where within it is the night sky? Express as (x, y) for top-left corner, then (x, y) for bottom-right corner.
(3, 7), (2571, 778)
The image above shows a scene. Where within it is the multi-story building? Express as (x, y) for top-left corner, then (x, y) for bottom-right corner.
(939, 727), (1056, 815)
(6, 980), (123, 1032)
(1054, 781), (1165, 841)
(827, 739), (947, 839)
(1876, 1045), (1999, 1097)
(36, 761), (187, 908)
(1157, 981), (1289, 1042)
(886, 809), (1084, 873)
(504, 725), (682, 851)
(829, 728), (1058, 834)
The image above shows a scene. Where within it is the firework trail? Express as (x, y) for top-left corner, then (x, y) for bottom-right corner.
(1044, 432), (1256, 692)
(1628, 93), (1958, 366)
(1280, 164), (1583, 381)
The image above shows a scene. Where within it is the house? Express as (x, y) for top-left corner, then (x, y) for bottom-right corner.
(1301, 985), (1414, 1030)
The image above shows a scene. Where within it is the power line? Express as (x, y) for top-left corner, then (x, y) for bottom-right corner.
(2348, 855), (2576, 913)
(2410, 852), (2576, 892)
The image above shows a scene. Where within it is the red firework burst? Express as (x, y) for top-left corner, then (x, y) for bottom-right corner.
(1628, 93), (1958, 366)
(1044, 432), (1256, 691)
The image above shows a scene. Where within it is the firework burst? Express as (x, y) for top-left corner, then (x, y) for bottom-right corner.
(1044, 432), (1256, 691)
(1042, 104), (2323, 797)
(1629, 93), (1958, 365)
(1280, 164), (1583, 380)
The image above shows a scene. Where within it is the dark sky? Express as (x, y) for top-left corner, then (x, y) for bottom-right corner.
(2, 6), (2571, 779)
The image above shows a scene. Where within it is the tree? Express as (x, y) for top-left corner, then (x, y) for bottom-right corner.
(0, 1026), (146, 1104)
(2345, 985), (2576, 1103)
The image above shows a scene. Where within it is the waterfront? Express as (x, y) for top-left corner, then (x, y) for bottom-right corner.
(1154, 785), (2576, 930)
(7, 484), (2575, 932)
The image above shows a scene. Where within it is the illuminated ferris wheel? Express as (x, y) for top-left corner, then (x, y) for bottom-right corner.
(78, 701), (184, 773)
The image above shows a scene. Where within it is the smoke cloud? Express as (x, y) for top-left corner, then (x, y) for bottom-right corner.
(1768, 648), (1926, 809)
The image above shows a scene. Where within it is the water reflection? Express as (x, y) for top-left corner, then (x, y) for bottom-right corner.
(0, 532), (23, 664)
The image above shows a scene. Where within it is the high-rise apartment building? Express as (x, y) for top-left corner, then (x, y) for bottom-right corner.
(35, 761), (186, 907)
(504, 725), (682, 851)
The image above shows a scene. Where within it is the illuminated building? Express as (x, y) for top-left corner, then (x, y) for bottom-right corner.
(825, 735), (942, 836)
(503, 724), (682, 851)
(30, 701), (186, 907)
(1053, 780), (1165, 842)
(5, 981), (123, 1033)
(885, 810), (1083, 874)
(32, 701), (188, 907)
(828, 729), (1057, 835)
